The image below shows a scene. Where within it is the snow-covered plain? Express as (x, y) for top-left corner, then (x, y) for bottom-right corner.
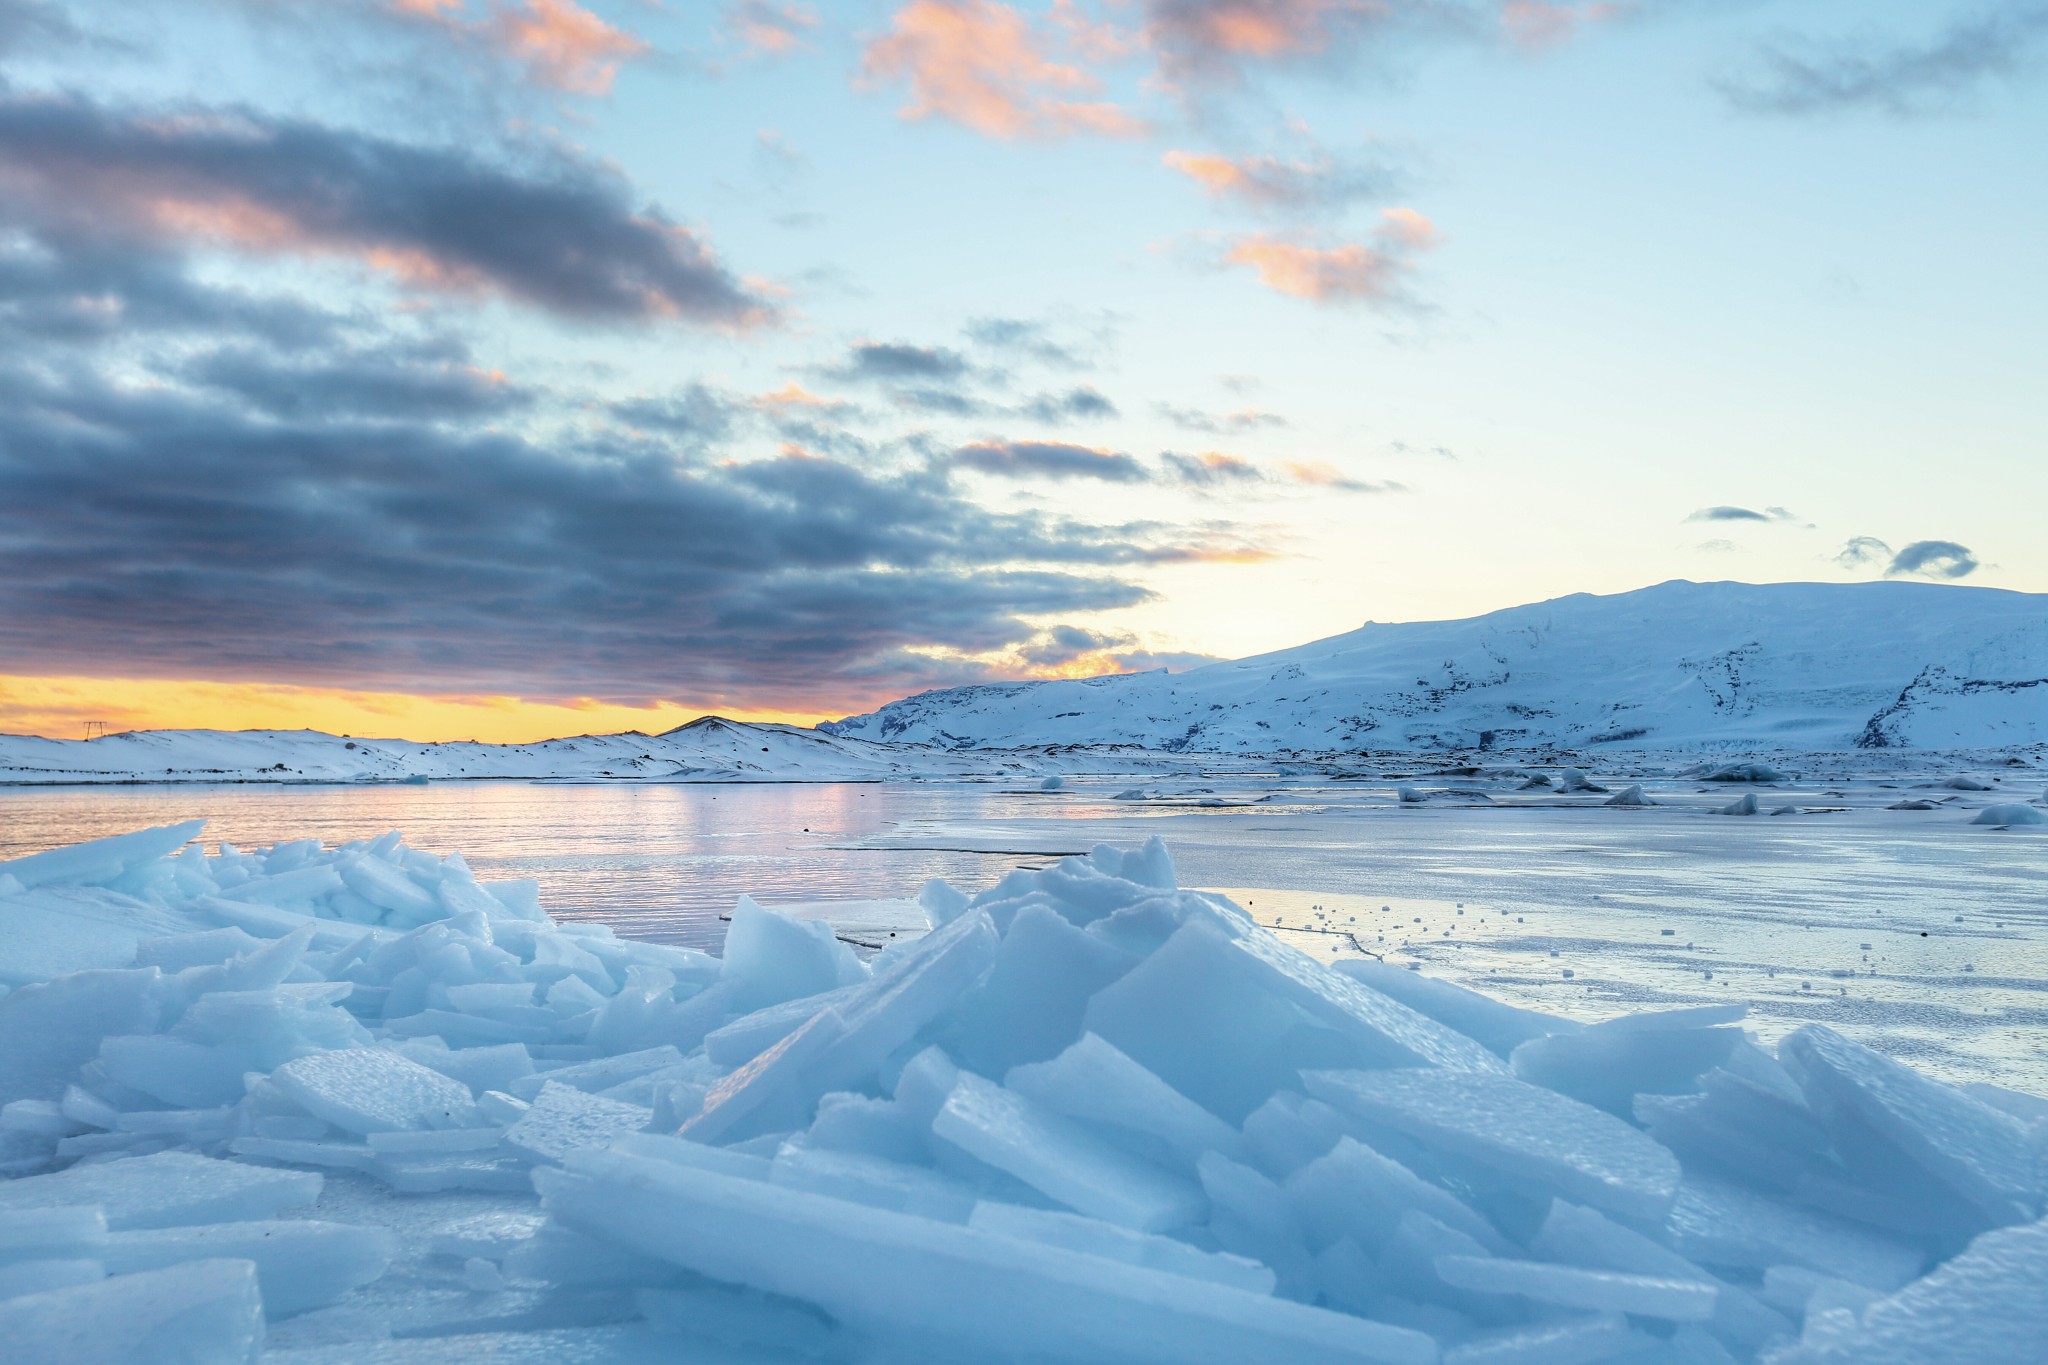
(3, 820), (2045, 1362)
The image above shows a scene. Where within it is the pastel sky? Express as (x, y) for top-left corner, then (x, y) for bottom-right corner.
(0, 0), (2042, 741)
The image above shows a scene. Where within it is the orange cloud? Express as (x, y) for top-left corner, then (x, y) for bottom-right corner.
(726, 1), (820, 57)
(862, 0), (1147, 140)
(0, 675), (823, 745)
(1163, 149), (1248, 193)
(380, 0), (647, 95)
(1498, 1), (1629, 52)
(752, 381), (845, 413)
(1223, 206), (1438, 304)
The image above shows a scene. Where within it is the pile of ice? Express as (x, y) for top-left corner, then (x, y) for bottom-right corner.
(3, 823), (2046, 1362)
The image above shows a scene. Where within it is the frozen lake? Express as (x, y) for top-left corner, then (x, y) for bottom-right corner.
(3, 767), (2044, 1089)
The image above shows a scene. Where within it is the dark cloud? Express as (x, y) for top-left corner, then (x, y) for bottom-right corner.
(0, 90), (769, 325)
(1886, 539), (1980, 579)
(0, 0), (80, 55)
(954, 439), (1151, 483)
(1018, 624), (1134, 667)
(891, 386), (989, 417)
(1156, 401), (1288, 433)
(0, 354), (1239, 710)
(1018, 386), (1118, 422)
(1833, 535), (1893, 569)
(610, 384), (743, 440)
(1720, 4), (2048, 116)
(185, 343), (533, 422)
(831, 341), (972, 383)
(1685, 505), (1799, 523)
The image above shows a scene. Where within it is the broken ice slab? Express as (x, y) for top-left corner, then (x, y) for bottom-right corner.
(0, 1257), (264, 1364)
(1305, 1068), (1682, 1223)
(1332, 960), (1575, 1060)
(1283, 1135), (1503, 1256)
(0, 821), (205, 892)
(967, 1200), (1276, 1294)
(930, 1069), (1205, 1232)
(1780, 1024), (2041, 1232)
(100, 1220), (393, 1318)
(679, 907), (1000, 1146)
(0, 1150), (321, 1229)
(719, 895), (868, 1014)
(1005, 1032), (1247, 1169)
(271, 1046), (480, 1135)
(502, 1081), (652, 1165)
(1763, 1214), (2048, 1365)
(537, 1140), (1438, 1365)
(1510, 1006), (1747, 1118)
(1085, 916), (1504, 1124)
(1666, 1175), (1925, 1291)
(1433, 1254), (1718, 1321)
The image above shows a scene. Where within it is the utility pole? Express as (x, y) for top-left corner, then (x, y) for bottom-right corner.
(83, 720), (109, 740)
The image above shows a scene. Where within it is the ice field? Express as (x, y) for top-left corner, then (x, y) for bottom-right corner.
(1, 782), (2045, 1362)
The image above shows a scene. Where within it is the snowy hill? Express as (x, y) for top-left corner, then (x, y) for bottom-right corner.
(825, 581), (2048, 754)
(0, 716), (1192, 786)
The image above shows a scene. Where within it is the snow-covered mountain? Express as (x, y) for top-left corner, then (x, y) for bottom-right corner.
(825, 581), (2048, 753)
(0, 716), (1195, 786)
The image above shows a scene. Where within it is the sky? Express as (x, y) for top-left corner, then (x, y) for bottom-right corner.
(0, 0), (2042, 742)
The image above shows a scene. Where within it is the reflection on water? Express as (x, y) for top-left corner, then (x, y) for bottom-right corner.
(0, 782), (1043, 951)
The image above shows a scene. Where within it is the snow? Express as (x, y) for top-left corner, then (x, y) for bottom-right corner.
(1, 821), (2044, 1361)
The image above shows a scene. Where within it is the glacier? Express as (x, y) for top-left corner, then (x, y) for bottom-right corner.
(2, 821), (2044, 1362)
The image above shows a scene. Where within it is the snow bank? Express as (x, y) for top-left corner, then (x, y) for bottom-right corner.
(2, 824), (2045, 1362)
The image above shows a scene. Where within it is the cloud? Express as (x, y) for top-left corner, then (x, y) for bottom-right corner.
(1018, 623), (1134, 667)
(725, 1), (819, 56)
(1161, 450), (1262, 485)
(186, 343), (533, 422)
(965, 315), (1094, 368)
(1221, 207), (1440, 305)
(1277, 459), (1403, 493)
(0, 92), (771, 325)
(1720, 3), (2048, 117)
(954, 439), (1150, 482)
(862, 0), (1148, 139)
(1833, 535), (1893, 569)
(1497, 1), (1629, 53)
(1684, 505), (1800, 523)
(1162, 146), (1396, 212)
(379, 0), (650, 95)
(0, 353), (1243, 710)
(1695, 539), (1737, 553)
(1886, 539), (1980, 579)
(1018, 385), (1118, 422)
(830, 340), (973, 382)
(1157, 402), (1288, 433)
(611, 383), (743, 439)
(0, 0), (80, 56)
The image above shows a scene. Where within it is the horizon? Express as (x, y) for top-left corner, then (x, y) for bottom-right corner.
(1, 3), (2040, 742)
(4, 575), (2030, 745)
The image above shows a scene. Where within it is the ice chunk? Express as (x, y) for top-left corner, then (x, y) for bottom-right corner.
(1085, 917), (1502, 1124)
(1511, 1008), (1745, 1118)
(0, 1259), (104, 1300)
(507, 1047), (682, 1101)
(1284, 1135), (1501, 1255)
(0, 1206), (108, 1265)
(1333, 960), (1573, 1059)
(968, 1200), (1275, 1294)
(0, 1257), (263, 1363)
(1434, 1254), (1717, 1320)
(0, 821), (205, 892)
(1440, 1315), (1637, 1364)
(1780, 1024), (2039, 1230)
(272, 1047), (480, 1135)
(1306, 1069), (1682, 1222)
(1715, 793), (1760, 816)
(101, 1220), (393, 1317)
(502, 1081), (651, 1165)
(1704, 762), (1786, 783)
(1971, 803), (2045, 826)
(949, 904), (1136, 1076)
(1763, 1215), (2048, 1364)
(932, 1070), (1204, 1232)
(702, 987), (855, 1068)
(680, 908), (999, 1145)
(1005, 1033), (1245, 1168)
(0, 1151), (321, 1229)
(1603, 785), (1655, 807)
(0, 967), (163, 1107)
(1557, 769), (1607, 793)
(635, 1282), (846, 1358)
(538, 1143), (1437, 1365)
(720, 896), (866, 1013)
(396, 1040), (535, 1095)
(1666, 1175), (1923, 1290)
